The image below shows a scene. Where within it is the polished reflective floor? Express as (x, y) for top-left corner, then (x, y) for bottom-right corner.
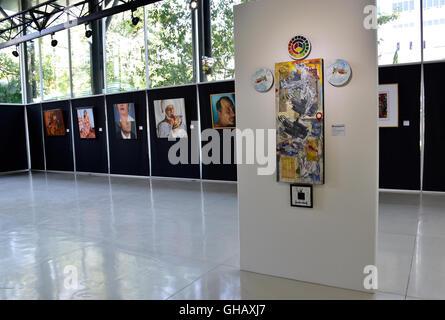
(0, 172), (444, 300)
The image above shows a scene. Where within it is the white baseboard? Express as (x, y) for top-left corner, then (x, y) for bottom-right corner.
(379, 188), (445, 195)
(29, 169), (236, 184)
(0, 169), (30, 176)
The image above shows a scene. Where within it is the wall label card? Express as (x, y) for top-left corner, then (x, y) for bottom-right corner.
(332, 124), (345, 136)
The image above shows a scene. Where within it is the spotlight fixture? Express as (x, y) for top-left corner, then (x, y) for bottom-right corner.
(131, 10), (140, 26)
(12, 45), (19, 57)
(85, 23), (93, 38)
(51, 33), (58, 47)
(189, 0), (198, 10)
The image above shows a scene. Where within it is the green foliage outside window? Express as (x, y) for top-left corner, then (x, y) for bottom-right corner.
(146, 0), (194, 88)
(106, 7), (146, 92)
(209, 0), (251, 81)
(0, 49), (22, 103)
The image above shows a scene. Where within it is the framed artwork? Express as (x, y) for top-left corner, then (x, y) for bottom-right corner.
(378, 84), (398, 128)
(153, 98), (188, 138)
(290, 184), (313, 208)
(43, 109), (66, 136)
(77, 107), (96, 139)
(113, 103), (137, 140)
(210, 92), (236, 129)
(326, 59), (352, 87)
(288, 35), (311, 60)
(276, 59), (324, 185)
(252, 68), (274, 92)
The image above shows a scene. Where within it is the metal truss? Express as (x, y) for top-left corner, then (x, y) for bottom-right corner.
(0, 0), (160, 49)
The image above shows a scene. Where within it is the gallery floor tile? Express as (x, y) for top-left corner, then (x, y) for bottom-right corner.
(1, 173), (445, 299)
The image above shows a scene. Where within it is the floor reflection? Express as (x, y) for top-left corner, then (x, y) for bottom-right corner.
(1, 173), (445, 299)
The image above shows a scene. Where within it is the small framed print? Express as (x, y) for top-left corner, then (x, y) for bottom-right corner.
(378, 83), (399, 128)
(290, 184), (313, 208)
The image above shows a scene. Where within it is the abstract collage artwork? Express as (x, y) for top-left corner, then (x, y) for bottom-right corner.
(275, 59), (324, 185)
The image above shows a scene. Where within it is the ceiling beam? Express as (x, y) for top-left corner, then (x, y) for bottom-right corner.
(0, 0), (161, 49)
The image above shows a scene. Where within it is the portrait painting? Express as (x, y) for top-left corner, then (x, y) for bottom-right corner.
(378, 84), (398, 127)
(113, 103), (137, 140)
(43, 109), (66, 137)
(154, 98), (188, 138)
(275, 59), (324, 185)
(77, 107), (96, 139)
(210, 93), (236, 129)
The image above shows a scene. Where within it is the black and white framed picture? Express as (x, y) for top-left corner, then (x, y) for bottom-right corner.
(290, 184), (313, 208)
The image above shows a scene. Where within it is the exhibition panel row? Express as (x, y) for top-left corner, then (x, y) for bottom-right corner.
(378, 61), (445, 192)
(0, 105), (28, 173)
(26, 81), (236, 181)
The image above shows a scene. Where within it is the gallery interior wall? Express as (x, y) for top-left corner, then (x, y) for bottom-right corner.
(71, 96), (108, 174)
(106, 91), (149, 176)
(0, 105), (28, 173)
(147, 85), (200, 180)
(378, 65), (421, 191)
(198, 81), (237, 181)
(235, 0), (378, 292)
(26, 103), (45, 170)
(41, 100), (74, 172)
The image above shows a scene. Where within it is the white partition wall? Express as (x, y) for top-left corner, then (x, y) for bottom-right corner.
(234, 0), (378, 292)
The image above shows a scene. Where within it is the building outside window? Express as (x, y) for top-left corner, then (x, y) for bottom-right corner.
(378, 0), (422, 65)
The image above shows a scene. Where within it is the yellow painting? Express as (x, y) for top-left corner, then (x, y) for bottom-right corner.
(280, 156), (297, 181)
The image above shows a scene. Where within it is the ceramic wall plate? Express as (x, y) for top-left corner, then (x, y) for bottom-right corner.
(288, 35), (311, 60)
(327, 59), (352, 87)
(252, 68), (274, 92)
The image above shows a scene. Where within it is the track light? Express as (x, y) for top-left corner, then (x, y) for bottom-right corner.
(12, 45), (19, 57)
(189, 0), (198, 10)
(51, 33), (58, 47)
(131, 10), (140, 26)
(85, 23), (93, 38)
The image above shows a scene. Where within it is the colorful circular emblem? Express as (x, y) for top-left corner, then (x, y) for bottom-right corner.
(288, 35), (311, 60)
(327, 59), (352, 87)
(252, 68), (274, 93)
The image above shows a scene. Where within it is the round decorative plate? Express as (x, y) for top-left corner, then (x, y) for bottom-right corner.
(252, 68), (274, 92)
(288, 35), (311, 60)
(327, 59), (352, 87)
